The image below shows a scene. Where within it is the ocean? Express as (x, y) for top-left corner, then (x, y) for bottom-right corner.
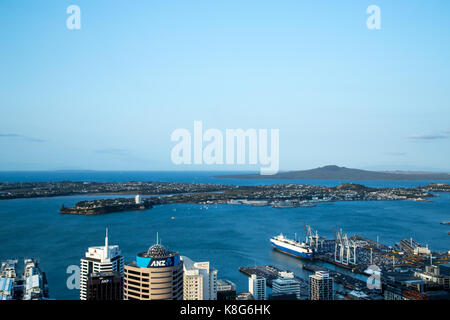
(0, 171), (449, 299)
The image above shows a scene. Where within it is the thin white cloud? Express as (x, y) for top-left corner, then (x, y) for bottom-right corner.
(0, 133), (45, 142)
(407, 134), (448, 141)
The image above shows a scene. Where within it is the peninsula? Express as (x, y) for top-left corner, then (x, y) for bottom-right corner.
(0, 181), (232, 200)
(1, 179), (449, 215)
(57, 182), (450, 215)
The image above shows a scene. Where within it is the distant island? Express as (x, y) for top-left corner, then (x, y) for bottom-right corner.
(217, 165), (450, 181)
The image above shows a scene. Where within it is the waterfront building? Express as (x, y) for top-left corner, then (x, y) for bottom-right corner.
(135, 195), (142, 204)
(23, 259), (48, 300)
(414, 265), (450, 290)
(1, 259), (49, 300)
(400, 238), (431, 256)
(123, 238), (183, 300)
(80, 229), (124, 300)
(384, 273), (450, 300)
(248, 274), (266, 300)
(216, 279), (236, 300)
(86, 272), (123, 300)
(309, 271), (333, 300)
(272, 273), (301, 300)
(0, 260), (17, 300)
(0, 278), (14, 300)
(180, 256), (217, 300)
(0, 260), (17, 278)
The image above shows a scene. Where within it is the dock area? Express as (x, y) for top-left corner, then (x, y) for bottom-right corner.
(241, 229), (450, 300)
(239, 265), (309, 298)
(309, 233), (449, 273)
(239, 264), (372, 297)
(302, 264), (368, 291)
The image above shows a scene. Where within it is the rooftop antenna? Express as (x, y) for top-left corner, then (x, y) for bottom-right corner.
(156, 232), (159, 245)
(105, 228), (109, 248)
(105, 228), (109, 258)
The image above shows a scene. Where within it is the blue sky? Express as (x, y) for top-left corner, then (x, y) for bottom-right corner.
(0, 0), (449, 171)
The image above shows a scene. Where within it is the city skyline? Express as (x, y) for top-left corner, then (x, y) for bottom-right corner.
(1, 1), (450, 172)
(2, 224), (449, 301)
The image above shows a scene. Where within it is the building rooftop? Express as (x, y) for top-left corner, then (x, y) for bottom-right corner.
(236, 292), (255, 300)
(134, 238), (181, 269)
(347, 290), (369, 299)
(273, 277), (300, 285)
(217, 279), (236, 290)
(146, 244), (168, 258)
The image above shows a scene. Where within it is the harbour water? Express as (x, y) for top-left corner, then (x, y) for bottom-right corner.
(0, 171), (449, 299)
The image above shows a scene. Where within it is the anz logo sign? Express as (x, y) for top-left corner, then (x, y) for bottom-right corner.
(150, 260), (166, 267)
(149, 257), (174, 268)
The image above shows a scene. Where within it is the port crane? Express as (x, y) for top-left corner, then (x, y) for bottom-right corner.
(303, 221), (324, 251)
(333, 228), (357, 265)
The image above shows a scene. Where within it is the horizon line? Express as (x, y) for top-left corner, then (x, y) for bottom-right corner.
(0, 166), (449, 174)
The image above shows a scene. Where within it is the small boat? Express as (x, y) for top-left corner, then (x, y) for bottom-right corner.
(171, 216), (176, 220)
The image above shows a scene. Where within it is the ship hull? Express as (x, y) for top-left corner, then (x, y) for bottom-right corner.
(270, 239), (314, 260)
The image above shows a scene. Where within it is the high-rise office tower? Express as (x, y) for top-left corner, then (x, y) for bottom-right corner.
(86, 272), (123, 300)
(80, 229), (124, 300)
(248, 274), (266, 300)
(309, 271), (333, 300)
(272, 272), (301, 300)
(124, 236), (183, 300)
(180, 256), (217, 300)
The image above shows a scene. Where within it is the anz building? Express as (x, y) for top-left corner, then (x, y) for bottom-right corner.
(124, 242), (183, 300)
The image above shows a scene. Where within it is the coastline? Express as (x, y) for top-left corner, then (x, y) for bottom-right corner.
(57, 182), (450, 215)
